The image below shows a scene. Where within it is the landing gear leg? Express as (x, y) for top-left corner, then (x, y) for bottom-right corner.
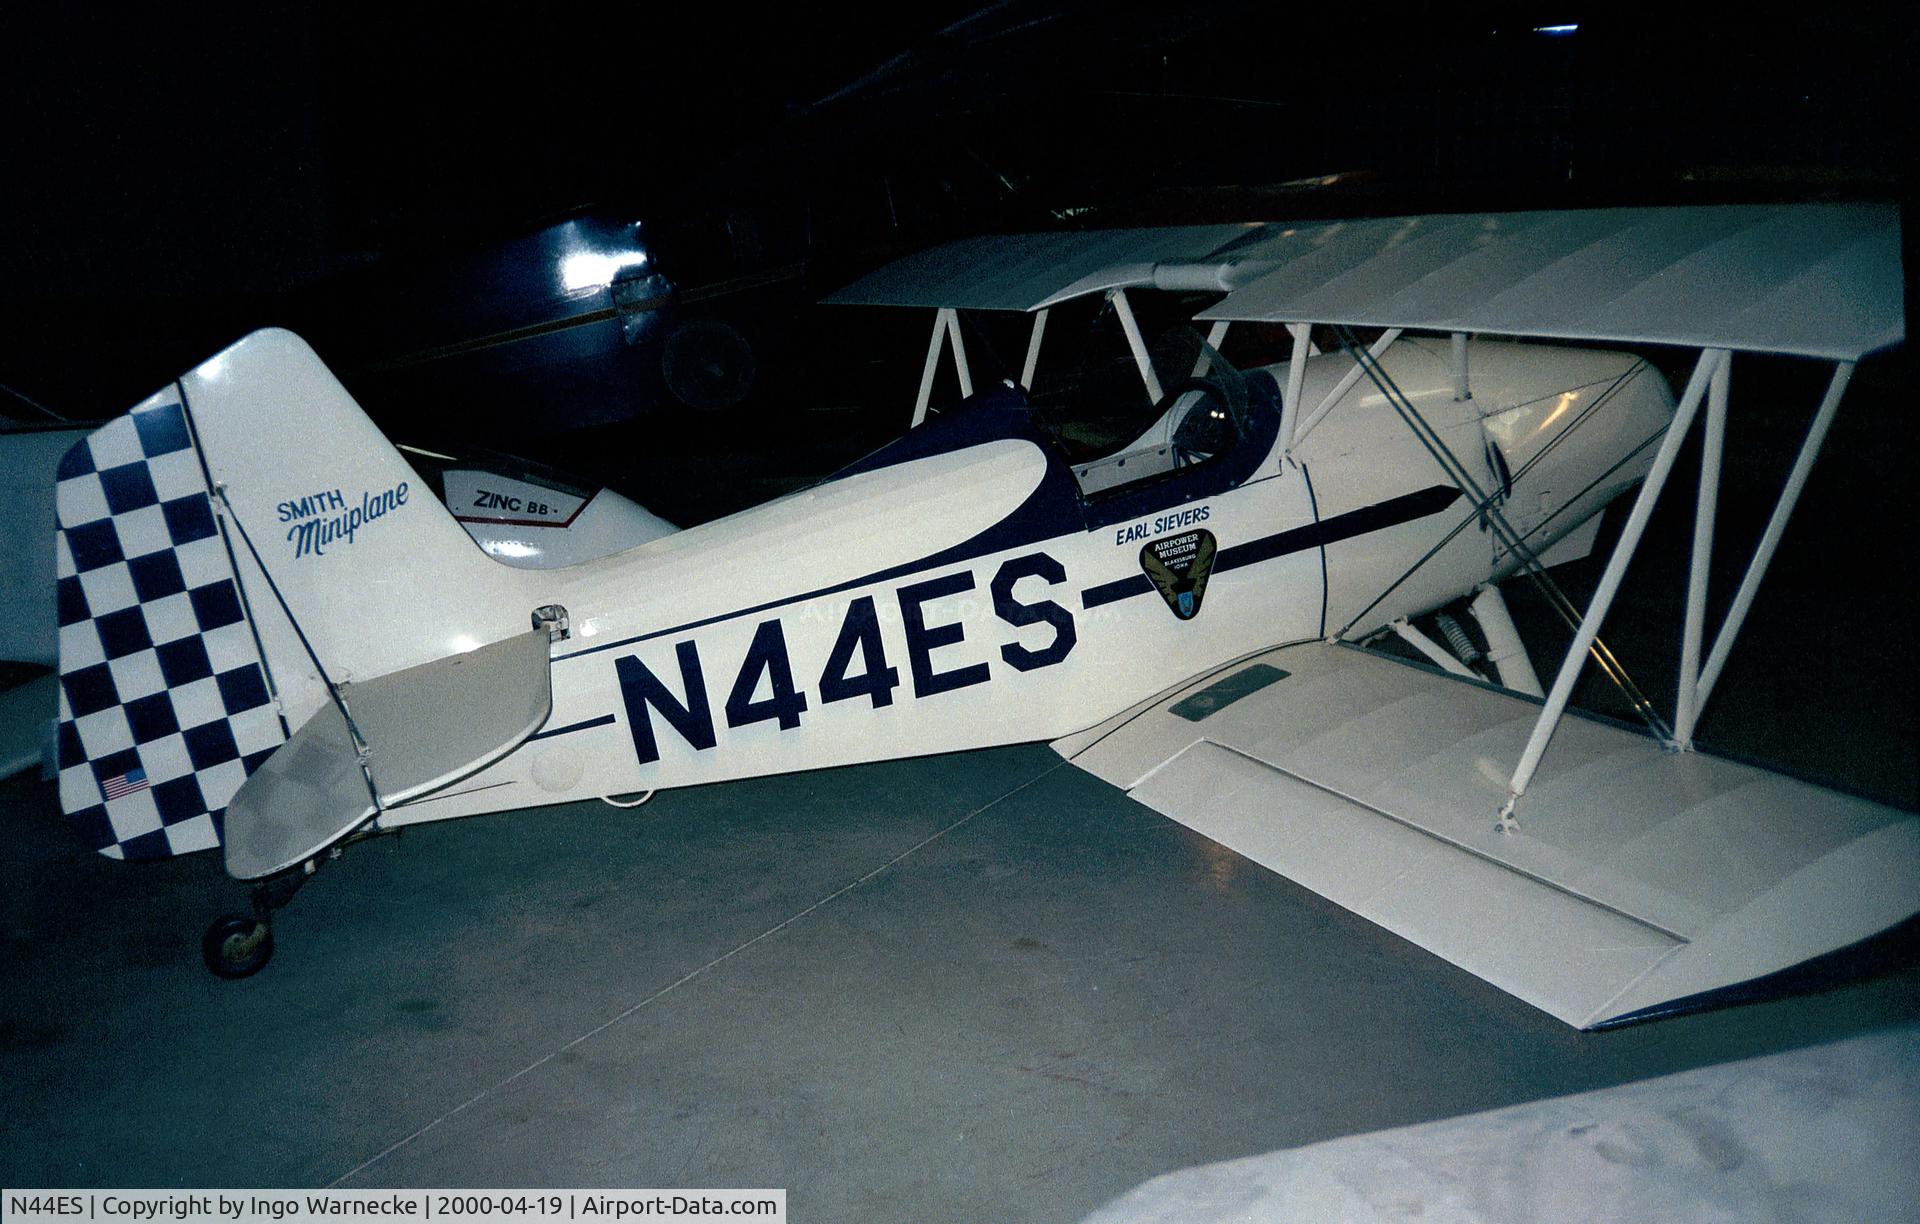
(201, 860), (315, 979)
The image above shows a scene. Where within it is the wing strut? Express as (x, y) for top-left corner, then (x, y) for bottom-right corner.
(1278, 325), (1311, 452)
(1292, 328), (1403, 448)
(1191, 320), (1232, 377)
(1020, 308), (1049, 390)
(1497, 350), (1722, 826)
(1674, 354), (1731, 745)
(912, 307), (974, 427)
(1109, 289), (1164, 404)
(1329, 326), (1671, 742)
(1679, 359), (1853, 745)
(1500, 354), (1859, 825)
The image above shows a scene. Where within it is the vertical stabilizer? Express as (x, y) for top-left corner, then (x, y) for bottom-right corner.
(53, 329), (531, 859)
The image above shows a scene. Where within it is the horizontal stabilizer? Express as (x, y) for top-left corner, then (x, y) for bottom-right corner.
(1056, 643), (1919, 1029)
(223, 698), (376, 882)
(224, 628), (552, 880)
(0, 673), (58, 780)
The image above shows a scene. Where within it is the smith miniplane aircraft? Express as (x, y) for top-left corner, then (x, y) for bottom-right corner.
(50, 203), (1912, 1029)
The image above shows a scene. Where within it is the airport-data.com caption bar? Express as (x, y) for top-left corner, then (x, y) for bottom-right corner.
(3, 1193), (785, 1224)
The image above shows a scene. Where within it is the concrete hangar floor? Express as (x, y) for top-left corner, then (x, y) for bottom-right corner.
(2, 738), (1916, 1218)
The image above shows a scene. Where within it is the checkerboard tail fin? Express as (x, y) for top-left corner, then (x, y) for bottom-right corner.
(52, 386), (287, 860)
(52, 329), (527, 861)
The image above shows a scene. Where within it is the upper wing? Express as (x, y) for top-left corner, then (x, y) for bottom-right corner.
(825, 203), (1903, 359)
(1199, 203), (1903, 361)
(822, 224), (1268, 312)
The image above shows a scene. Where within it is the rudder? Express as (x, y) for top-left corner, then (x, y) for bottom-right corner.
(54, 389), (286, 858)
(53, 329), (529, 859)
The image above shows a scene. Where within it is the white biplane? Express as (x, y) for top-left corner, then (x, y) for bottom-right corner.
(50, 203), (1911, 1029)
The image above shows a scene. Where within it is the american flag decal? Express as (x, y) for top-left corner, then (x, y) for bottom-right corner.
(101, 767), (149, 801)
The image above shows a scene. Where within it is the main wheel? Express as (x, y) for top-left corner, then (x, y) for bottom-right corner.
(202, 913), (274, 979)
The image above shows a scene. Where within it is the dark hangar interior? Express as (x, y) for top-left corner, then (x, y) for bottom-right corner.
(1, 6), (1913, 1218)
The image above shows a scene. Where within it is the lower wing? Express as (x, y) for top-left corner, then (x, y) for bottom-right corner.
(1054, 641), (1919, 1029)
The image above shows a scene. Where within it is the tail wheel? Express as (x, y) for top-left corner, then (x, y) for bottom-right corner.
(202, 913), (274, 979)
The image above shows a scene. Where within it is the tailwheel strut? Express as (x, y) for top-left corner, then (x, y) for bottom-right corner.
(201, 859), (317, 979)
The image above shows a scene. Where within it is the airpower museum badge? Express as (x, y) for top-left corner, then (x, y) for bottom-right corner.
(1141, 529), (1217, 620)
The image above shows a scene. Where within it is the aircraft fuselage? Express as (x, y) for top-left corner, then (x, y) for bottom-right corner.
(380, 339), (1673, 829)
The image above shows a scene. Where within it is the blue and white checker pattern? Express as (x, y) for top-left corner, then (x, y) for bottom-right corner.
(53, 393), (287, 860)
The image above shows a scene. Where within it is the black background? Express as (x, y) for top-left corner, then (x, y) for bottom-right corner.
(1, 4), (1908, 413)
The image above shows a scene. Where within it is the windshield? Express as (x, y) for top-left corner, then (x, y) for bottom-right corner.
(1022, 294), (1241, 463)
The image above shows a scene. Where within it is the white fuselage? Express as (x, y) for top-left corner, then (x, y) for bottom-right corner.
(374, 339), (1673, 830)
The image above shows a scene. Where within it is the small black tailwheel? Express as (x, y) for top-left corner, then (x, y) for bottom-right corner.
(202, 913), (274, 979)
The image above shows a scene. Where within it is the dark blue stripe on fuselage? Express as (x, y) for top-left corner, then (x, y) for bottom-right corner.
(1081, 484), (1463, 609)
(534, 481), (1466, 744)
(558, 479), (1463, 664)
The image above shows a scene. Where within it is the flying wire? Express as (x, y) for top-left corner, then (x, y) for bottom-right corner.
(1, 378), (69, 422)
(1329, 327), (1671, 741)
